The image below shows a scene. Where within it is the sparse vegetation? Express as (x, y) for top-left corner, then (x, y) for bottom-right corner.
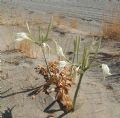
(19, 40), (36, 58)
(70, 18), (79, 29)
(15, 19), (100, 112)
(102, 17), (120, 40)
(53, 16), (65, 26)
(1, 1), (120, 118)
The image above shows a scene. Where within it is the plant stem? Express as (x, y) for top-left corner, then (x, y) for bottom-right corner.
(41, 46), (51, 78)
(77, 51), (79, 64)
(72, 53), (76, 64)
(73, 72), (84, 109)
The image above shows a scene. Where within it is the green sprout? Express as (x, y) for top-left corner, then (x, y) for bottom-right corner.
(72, 37), (101, 109)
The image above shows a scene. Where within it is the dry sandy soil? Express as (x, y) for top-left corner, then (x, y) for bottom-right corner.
(0, 1), (120, 118)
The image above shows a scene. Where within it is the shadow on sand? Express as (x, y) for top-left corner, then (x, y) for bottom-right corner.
(0, 106), (16, 118)
(0, 86), (43, 99)
(0, 86), (70, 118)
(44, 100), (71, 118)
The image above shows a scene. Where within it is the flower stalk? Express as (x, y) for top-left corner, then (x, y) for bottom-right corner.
(41, 46), (51, 78)
(73, 38), (101, 110)
(73, 72), (84, 109)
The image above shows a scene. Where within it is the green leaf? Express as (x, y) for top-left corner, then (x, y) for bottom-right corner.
(44, 17), (52, 42)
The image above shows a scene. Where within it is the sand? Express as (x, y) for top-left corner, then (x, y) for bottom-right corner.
(0, 0), (120, 118)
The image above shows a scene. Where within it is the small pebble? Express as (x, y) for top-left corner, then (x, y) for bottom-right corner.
(31, 95), (36, 99)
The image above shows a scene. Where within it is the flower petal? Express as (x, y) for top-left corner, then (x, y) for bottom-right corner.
(16, 38), (24, 42)
(59, 61), (67, 68)
(16, 32), (31, 41)
(57, 45), (65, 57)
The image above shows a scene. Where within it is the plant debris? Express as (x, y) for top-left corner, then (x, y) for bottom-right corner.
(34, 61), (74, 112)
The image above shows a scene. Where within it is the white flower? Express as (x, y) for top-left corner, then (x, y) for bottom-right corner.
(42, 43), (47, 48)
(59, 61), (67, 68)
(42, 43), (51, 57)
(102, 64), (112, 79)
(47, 88), (55, 93)
(53, 40), (65, 57)
(16, 32), (31, 41)
(42, 43), (50, 49)
(56, 45), (65, 57)
(75, 66), (79, 72)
